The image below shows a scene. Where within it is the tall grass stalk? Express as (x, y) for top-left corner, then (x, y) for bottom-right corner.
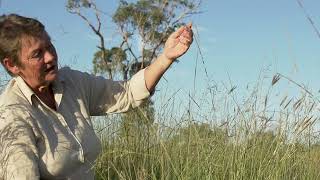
(92, 68), (320, 179)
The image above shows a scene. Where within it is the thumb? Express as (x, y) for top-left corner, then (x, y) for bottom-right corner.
(187, 22), (192, 29)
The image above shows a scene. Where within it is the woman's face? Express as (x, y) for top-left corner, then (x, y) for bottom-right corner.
(17, 32), (58, 90)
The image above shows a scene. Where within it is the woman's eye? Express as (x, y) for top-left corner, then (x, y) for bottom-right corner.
(32, 50), (43, 58)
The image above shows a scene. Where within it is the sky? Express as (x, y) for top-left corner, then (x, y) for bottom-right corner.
(1, 0), (320, 107)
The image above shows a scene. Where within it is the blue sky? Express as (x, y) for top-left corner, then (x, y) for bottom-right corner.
(1, 0), (320, 102)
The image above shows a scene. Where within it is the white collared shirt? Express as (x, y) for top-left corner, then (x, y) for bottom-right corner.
(0, 67), (150, 180)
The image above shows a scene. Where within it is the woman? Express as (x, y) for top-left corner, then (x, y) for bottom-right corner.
(0, 14), (193, 179)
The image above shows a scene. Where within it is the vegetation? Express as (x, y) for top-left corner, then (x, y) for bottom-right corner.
(92, 71), (320, 179)
(66, 0), (201, 146)
(67, 0), (201, 80)
(65, 0), (320, 179)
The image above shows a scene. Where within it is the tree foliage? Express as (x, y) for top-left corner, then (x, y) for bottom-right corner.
(67, 0), (201, 80)
(66, 3), (201, 177)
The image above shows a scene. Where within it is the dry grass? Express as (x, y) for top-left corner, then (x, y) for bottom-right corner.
(93, 69), (320, 180)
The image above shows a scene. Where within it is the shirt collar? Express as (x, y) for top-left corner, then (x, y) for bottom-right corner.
(15, 76), (36, 105)
(14, 72), (65, 106)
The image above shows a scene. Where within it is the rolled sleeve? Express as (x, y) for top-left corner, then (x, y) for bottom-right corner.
(129, 69), (151, 105)
(64, 67), (151, 115)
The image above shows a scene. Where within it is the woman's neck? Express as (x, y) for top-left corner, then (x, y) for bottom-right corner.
(34, 85), (57, 111)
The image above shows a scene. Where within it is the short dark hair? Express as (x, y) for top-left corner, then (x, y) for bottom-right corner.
(0, 14), (45, 76)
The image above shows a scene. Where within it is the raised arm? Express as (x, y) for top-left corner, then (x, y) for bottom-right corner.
(144, 23), (194, 92)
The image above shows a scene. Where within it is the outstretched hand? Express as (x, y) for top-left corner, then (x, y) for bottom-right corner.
(162, 23), (194, 61)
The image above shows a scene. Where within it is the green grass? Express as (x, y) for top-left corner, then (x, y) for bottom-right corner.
(93, 74), (320, 180)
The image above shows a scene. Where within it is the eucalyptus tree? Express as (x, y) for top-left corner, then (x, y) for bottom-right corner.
(66, 0), (201, 80)
(66, 0), (201, 147)
(66, 1), (201, 177)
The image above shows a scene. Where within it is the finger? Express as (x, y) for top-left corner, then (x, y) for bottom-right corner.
(171, 23), (193, 39)
(180, 35), (193, 42)
(171, 26), (185, 38)
(182, 28), (193, 38)
(179, 36), (192, 45)
(186, 22), (193, 33)
(187, 22), (192, 29)
(178, 41), (190, 50)
(181, 29), (193, 41)
(182, 30), (193, 39)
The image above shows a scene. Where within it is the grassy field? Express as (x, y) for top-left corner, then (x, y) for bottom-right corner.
(93, 73), (320, 180)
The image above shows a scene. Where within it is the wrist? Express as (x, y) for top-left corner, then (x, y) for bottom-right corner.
(159, 53), (174, 66)
(159, 54), (174, 70)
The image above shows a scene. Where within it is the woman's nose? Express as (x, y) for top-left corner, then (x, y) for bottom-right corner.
(44, 47), (57, 63)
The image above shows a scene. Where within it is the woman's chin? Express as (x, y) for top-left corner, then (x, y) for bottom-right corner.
(45, 72), (58, 83)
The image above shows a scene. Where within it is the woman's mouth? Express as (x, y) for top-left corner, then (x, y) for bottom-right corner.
(45, 65), (56, 73)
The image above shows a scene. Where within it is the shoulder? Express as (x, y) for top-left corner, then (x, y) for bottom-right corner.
(0, 79), (30, 108)
(57, 66), (108, 90)
(0, 105), (32, 131)
(58, 66), (96, 83)
(58, 66), (93, 79)
(0, 79), (34, 127)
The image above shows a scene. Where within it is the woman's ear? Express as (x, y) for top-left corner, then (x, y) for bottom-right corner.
(3, 58), (20, 75)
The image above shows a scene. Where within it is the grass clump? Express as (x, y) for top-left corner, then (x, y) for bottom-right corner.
(93, 72), (320, 180)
